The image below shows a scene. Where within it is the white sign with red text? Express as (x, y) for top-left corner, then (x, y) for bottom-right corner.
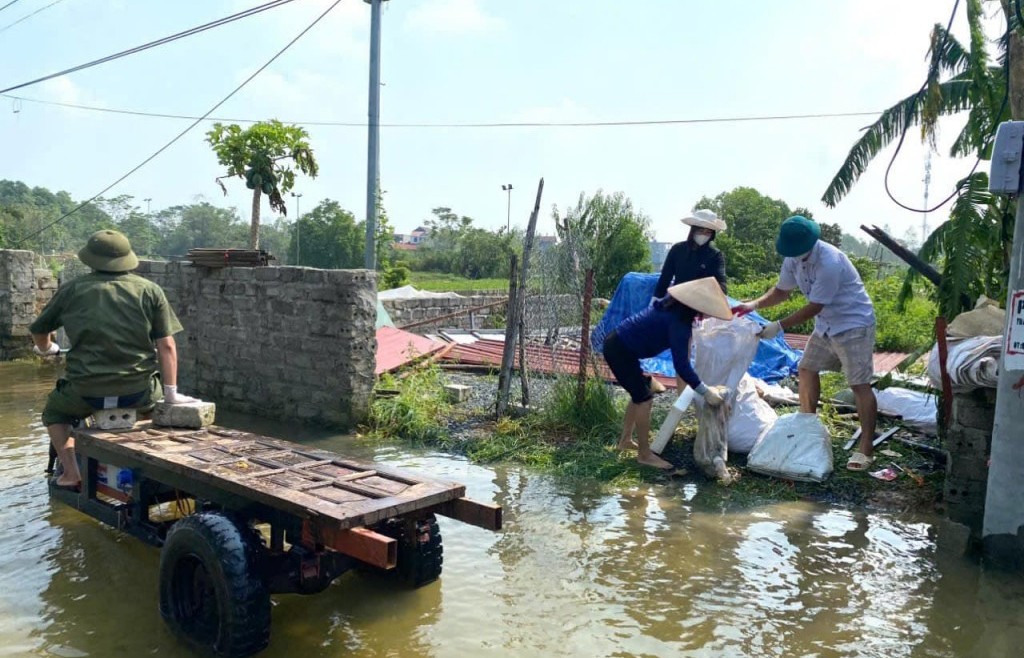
(1006, 290), (1024, 371)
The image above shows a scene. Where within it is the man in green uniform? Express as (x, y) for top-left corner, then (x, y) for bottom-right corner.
(30, 229), (196, 490)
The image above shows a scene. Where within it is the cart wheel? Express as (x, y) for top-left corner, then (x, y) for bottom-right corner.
(159, 512), (270, 658)
(363, 514), (443, 588)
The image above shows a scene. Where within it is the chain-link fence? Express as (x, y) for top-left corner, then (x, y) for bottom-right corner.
(495, 207), (608, 414)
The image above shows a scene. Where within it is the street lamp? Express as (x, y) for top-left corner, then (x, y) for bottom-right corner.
(501, 184), (513, 232)
(291, 192), (303, 265)
(144, 197), (152, 215)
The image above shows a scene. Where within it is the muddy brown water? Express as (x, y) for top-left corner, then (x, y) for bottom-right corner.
(2, 361), (1023, 657)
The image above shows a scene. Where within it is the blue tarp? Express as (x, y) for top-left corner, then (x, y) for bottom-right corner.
(591, 272), (802, 383)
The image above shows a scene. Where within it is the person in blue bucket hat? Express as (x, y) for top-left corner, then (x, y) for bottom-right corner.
(733, 216), (879, 472)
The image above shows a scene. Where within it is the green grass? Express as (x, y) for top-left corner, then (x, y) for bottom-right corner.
(366, 367), (943, 511)
(729, 274), (937, 353)
(407, 271), (509, 292)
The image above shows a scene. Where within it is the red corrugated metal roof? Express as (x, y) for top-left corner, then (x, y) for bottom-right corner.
(375, 327), (446, 374)
(436, 333), (909, 385)
(441, 340), (677, 388)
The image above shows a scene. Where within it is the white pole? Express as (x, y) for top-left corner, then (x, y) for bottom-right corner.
(983, 120), (1024, 569)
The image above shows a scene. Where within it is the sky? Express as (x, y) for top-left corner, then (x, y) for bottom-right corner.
(0, 0), (1010, 245)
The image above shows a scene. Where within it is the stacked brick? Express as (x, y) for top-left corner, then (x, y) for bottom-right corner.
(381, 293), (578, 332)
(134, 261), (376, 430)
(0, 250), (57, 360)
(943, 388), (997, 536)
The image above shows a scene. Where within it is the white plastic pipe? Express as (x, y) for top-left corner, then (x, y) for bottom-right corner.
(651, 386), (695, 454)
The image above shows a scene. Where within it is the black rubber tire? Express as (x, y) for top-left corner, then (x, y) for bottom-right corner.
(364, 514), (443, 588)
(159, 512), (271, 658)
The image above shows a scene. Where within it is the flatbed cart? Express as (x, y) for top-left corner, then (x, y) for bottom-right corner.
(48, 422), (502, 657)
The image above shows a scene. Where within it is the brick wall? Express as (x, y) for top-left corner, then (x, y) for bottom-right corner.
(382, 293), (580, 332)
(943, 388), (997, 537)
(134, 261), (376, 429)
(0, 250), (57, 359)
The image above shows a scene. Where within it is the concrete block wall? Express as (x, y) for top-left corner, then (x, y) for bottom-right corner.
(0, 250), (57, 359)
(135, 261), (377, 429)
(943, 388), (997, 536)
(382, 294), (507, 331)
(382, 293), (579, 332)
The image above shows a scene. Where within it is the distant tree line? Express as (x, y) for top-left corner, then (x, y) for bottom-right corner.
(1, 178), (917, 298)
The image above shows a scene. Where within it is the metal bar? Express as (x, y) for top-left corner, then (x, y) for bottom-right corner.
(302, 521), (397, 569)
(434, 497), (502, 531)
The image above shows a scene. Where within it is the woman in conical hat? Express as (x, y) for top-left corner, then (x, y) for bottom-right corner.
(602, 277), (730, 470)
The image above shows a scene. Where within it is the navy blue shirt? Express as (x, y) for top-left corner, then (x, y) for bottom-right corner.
(614, 304), (703, 390)
(654, 240), (727, 298)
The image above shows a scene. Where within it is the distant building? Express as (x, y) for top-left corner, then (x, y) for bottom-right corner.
(393, 226), (431, 249)
(536, 235), (558, 253)
(649, 241), (672, 270)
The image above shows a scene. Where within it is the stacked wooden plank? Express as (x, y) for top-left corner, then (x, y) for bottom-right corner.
(185, 248), (274, 268)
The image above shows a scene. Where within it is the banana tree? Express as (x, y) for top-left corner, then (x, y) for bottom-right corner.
(822, 0), (1014, 318)
(206, 120), (319, 250)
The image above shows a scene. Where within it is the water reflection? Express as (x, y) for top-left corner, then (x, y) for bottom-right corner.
(3, 361), (1024, 657)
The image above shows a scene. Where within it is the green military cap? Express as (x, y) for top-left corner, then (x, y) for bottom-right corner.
(78, 229), (139, 272)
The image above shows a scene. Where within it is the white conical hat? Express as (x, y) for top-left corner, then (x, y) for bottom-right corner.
(666, 277), (733, 320)
(681, 208), (727, 232)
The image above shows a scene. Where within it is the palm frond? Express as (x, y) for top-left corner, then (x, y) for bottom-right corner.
(929, 24), (970, 77)
(822, 80), (972, 207)
(928, 172), (1000, 317)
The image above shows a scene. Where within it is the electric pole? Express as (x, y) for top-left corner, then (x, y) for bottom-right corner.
(363, 0), (386, 270)
(984, 120), (1024, 570)
(291, 192), (303, 265)
(502, 184), (513, 231)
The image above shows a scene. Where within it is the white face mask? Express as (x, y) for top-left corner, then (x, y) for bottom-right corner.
(693, 234), (711, 246)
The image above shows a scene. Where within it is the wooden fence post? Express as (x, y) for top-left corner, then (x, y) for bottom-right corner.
(577, 268), (595, 406)
(496, 256), (519, 417)
(495, 178), (545, 417)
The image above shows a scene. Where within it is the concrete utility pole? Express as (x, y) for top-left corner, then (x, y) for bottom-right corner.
(502, 183), (513, 232)
(291, 191), (303, 265)
(983, 3), (1024, 570)
(984, 120), (1024, 570)
(364, 0), (386, 270)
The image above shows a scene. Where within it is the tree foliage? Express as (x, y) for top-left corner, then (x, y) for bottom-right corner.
(409, 207), (518, 280)
(552, 190), (652, 297)
(693, 187), (842, 282)
(290, 199), (363, 269)
(206, 120), (319, 249)
(822, 0), (1012, 318)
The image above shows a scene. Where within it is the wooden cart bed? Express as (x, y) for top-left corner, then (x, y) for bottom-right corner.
(74, 423), (470, 530)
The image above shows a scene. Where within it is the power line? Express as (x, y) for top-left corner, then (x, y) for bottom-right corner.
(0, 0), (298, 95)
(0, 94), (882, 128)
(0, 0), (65, 34)
(12, 0), (344, 246)
(0, 0), (25, 14)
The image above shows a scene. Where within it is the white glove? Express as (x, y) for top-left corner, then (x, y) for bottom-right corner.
(759, 321), (783, 340)
(163, 385), (199, 405)
(33, 342), (61, 356)
(702, 387), (725, 407)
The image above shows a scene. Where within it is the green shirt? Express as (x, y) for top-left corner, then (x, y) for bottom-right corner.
(29, 272), (184, 396)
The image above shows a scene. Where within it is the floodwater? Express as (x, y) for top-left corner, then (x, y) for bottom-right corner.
(2, 362), (1024, 658)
